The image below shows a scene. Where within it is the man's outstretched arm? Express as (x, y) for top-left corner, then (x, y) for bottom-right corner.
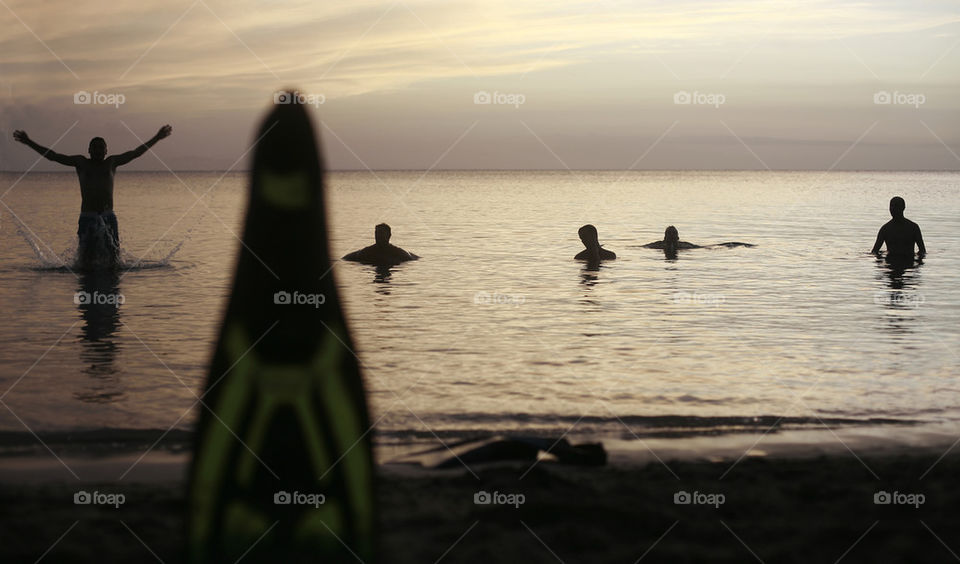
(12, 130), (82, 166)
(111, 125), (172, 166)
(870, 226), (885, 254)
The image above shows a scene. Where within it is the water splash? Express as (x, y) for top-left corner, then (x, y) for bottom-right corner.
(6, 168), (234, 273)
(11, 213), (72, 270)
(8, 210), (184, 272)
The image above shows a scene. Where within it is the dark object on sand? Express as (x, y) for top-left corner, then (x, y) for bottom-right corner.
(397, 436), (607, 468)
(187, 93), (376, 563)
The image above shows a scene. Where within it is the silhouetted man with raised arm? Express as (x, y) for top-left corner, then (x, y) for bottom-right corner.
(13, 125), (172, 258)
(871, 196), (925, 260)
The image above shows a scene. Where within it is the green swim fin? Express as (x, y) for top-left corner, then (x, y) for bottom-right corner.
(187, 93), (376, 563)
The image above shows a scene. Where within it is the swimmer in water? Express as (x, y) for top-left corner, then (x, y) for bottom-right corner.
(575, 224), (616, 262)
(643, 226), (754, 254)
(13, 126), (172, 263)
(342, 223), (419, 266)
(871, 196), (925, 260)
(642, 226), (699, 252)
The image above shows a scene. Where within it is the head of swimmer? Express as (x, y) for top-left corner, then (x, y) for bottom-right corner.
(889, 196), (905, 219)
(578, 224), (600, 249)
(88, 137), (107, 161)
(375, 223), (392, 246)
(663, 225), (680, 244)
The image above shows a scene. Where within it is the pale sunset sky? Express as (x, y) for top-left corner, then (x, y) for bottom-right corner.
(1, 0), (958, 170)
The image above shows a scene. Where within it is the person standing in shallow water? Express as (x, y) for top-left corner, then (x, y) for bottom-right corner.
(871, 196), (926, 260)
(575, 224), (616, 262)
(13, 126), (173, 260)
(342, 223), (419, 266)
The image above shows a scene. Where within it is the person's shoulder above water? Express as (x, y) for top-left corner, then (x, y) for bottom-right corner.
(382, 243), (419, 261)
(342, 223), (418, 266)
(643, 226), (701, 249)
(647, 240), (699, 249)
(342, 245), (417, 264)
(341, 245), (375, 262)
(575, 247), (616, 260)
(575, 224), (616, 261)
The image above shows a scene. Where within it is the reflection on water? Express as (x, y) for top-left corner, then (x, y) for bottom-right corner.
(877, 255), (923, 291)
(578, 264), (603, 311)
(75, 270), (125, 404)
(579, 263), (601, 288)
(1, 170), (959, 437)
(373, 264), (393, 294)
(353, 263), (409, 296)
(874, 256), (924, 336)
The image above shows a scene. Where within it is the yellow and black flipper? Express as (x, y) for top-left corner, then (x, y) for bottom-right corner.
(187, 92), (376, 563)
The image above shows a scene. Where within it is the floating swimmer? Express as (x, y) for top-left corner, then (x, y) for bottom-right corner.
(342, 223), (419, 266)
(575, 224), (616, 262)
(642, 225), (754, 254)
(13, 126), (172, 268)
(642, 226), (699, 252)
(871, 196), (926, 261)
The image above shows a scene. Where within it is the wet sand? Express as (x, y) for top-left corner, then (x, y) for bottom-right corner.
(2, 448), (959, 563)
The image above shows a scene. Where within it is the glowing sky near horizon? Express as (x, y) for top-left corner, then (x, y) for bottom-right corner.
(1, 0), (958, 170)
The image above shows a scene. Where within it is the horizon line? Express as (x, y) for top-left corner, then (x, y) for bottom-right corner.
(2, 168), (959, 174)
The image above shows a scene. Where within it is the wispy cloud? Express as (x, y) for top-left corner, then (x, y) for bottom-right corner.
(1, 0), (958, 170)
(2, 0), (957, 102)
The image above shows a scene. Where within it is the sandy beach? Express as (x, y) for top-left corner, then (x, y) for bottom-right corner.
(2, 441), (959, 563)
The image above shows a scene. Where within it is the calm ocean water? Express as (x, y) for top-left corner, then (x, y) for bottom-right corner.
(0, 170), (958, 452)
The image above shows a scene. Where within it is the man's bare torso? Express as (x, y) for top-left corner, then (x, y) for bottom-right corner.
(877, 217), (922, 258)
(76, 158), (117, 213)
